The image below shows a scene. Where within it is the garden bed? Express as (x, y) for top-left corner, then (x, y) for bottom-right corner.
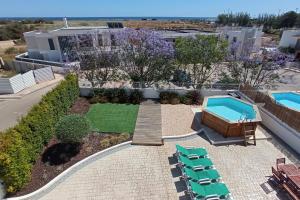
(68, 97), (91, 115)
(9, 133), (131, 197)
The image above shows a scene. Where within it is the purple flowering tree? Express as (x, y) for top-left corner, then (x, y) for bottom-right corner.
(223, 42), (294, 88)
(60, 32), (122, 87)
(115, 28), (175, 86)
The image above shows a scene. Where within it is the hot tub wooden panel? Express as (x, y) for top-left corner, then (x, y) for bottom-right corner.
(201, 110), (258, 137)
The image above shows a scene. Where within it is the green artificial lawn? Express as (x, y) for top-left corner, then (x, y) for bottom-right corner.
(85, 103), (139, 134)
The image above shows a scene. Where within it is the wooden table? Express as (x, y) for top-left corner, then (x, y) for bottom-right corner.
(278, 164), (300, 176)
(288, 175), (300, 189)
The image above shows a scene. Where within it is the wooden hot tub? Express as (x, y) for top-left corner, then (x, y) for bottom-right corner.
(201, 96), (261, 137)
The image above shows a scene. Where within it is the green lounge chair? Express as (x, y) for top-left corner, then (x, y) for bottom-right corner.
(178, 155), (213, 170)
(188, 180), (231, 200)
(176, 144), (208, 159)
(182, 167), (221, 183)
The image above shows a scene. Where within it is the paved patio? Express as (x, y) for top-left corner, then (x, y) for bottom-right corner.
(39, 133), (299, 200)
(161, 104), (200, 136)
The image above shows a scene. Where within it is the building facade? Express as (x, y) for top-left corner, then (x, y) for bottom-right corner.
(279, 29), (300, 59)
(217, 26), (263, 58)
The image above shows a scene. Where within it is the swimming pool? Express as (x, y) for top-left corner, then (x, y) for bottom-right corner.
(271, 92), (300, 111)
(205, 97), (256, 122)
(202, 96), (261, 137)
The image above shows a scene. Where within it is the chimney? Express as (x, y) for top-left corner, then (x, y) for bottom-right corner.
(63, 17), (68, 28)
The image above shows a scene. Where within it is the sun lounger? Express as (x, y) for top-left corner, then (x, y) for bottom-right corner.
(178, 155), (213, 170)
(188, 180), (231, 200)
(176, 144), (208, 159)
(182, 167), (221, 183)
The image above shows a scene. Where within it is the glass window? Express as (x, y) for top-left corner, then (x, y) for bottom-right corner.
(48, 38), (55, 50)
(110, 34), (116, 46)
(98, 34), (103, 46)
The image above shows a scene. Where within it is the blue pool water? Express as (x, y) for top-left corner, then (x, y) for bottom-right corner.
(272, 92), (300, 111)
(206, 97), (256, 122)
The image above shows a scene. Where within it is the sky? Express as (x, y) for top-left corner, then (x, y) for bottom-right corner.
(0, 0), (299, 18)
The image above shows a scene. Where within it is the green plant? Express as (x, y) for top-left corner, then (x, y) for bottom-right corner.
(100, 138), (110, 148)
(185, 90), (202, 105)
(55, 115), (90, 143)
(89, 96), (99, 104)
(159, 91), (180, 104)
(169, 92), (180, 104)
(159, 91), (170, 104)
(129, 89), (143, 104)
(0, 129), (32, 193)
(119, 133), (131, 141)
(0, 74), (79, 193)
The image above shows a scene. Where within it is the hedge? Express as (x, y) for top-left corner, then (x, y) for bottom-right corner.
(90, 88), (143, 104)
(0, 74), (79, 193)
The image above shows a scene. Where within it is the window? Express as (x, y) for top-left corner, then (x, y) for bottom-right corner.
(110, 34), (116, 46)
(98, 34), (103, 46)
(78, 34), (93, 48)
(48, 38), (55, 50)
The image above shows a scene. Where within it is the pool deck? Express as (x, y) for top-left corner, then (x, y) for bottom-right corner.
(39, 134), (298, 200)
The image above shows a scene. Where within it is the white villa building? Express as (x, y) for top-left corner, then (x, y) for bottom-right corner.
(217, 26), (263, 58)
(279, 29), (300, 59)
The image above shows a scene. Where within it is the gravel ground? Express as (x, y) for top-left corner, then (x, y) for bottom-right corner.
(161, 104), (200, 136)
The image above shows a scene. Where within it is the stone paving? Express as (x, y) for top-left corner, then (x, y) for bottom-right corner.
(161, 104), (200, 136)
(39, 132), (299, 200)
(40, 145), (177, 200)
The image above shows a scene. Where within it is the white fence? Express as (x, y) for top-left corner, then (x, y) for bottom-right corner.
(0, 67), (55, 94)
(34, 67), (55, 83)
(0, 71), (36, 94)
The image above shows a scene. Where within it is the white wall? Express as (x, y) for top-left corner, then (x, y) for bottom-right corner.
(260, 107), (300, 154)
(279, 29), (300, 48)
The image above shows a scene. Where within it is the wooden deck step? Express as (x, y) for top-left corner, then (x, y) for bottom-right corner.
(132, 100), (162, 146)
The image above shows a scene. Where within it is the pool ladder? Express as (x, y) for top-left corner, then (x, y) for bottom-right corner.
(239, 113), (256, 146)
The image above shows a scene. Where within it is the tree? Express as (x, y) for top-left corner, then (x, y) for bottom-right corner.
(278, 11), (298, 28)
(79, 48), (121, 87)
(61, 32), (123, 87)
(55, 115), (90, 143)
(175, 35), (228, 88)
(115, 28), (175, 86)
(223, 43), (294, 89)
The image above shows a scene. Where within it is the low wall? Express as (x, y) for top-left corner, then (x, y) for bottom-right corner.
(238, 91), (300, 154)
(33, 67), (55, 83)
(0, 74), (29, 94)
(80, 86), (236, 99)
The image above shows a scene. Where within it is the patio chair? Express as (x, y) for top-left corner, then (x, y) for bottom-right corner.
(176, 144), (208, 159)
(178, 155), (213, 170)
(182, 167), (221, 183)
(187, 180), (231, 200)
(271, 167), (284, 187)
(276, 158), (286, 170)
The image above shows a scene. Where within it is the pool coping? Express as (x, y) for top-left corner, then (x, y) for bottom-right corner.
(202, 95), (262, 124)
(268, 91), (300, 112)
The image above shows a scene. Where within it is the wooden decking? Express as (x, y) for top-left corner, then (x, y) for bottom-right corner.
(132, 100), (163, 145)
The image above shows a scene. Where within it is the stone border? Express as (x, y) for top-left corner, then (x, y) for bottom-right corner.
(6, 130), (206, 200)
(163, 129), (204, 142)
(5, 141), (132, 200)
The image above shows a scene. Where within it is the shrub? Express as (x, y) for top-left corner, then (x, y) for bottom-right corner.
(89, 96), (99, 104)
(0, 129), (31, 193)
(100, 139), (110, 148)
(159, 91), (180, 104)
(185, 90), (201, 105)
(0, 74), (79, 193)
(159, 91), (170, 104)
(169, 92), (180, 104)
(93, 88), (129, 104)
(55, 115), (90, 143)
(4, 47), (18, 55)
(119, 133), (131, 141)
(129, 89), (143, 104)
